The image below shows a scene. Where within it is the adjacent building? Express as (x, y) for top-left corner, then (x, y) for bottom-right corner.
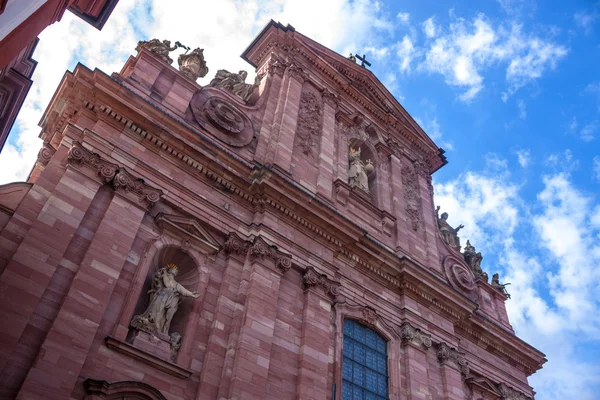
(0, 21), (546, 399)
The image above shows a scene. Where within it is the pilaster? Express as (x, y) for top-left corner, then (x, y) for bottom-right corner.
(227, 236), (291, 400)
(316, 89), (338, 201)
(400, 322), (433, 400)
(436, 343), (468, 400)
(297, 267), (339, 399)
(389, 154), (409, 254)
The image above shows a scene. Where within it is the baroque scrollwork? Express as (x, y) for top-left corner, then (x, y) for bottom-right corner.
(401, 165), (422, 231)
(37, 142), (55, 166)
(67, 141), (118, 183)
(399, 322), (432, 348)
(295, 91), (322, 157)
(436, 342), (469, 376)
(113, 168), (163, 207)
(222, 232), (250, 255)
(249, 236), (292, 273)
(303, 266), (340, 299)
(360, 307), (378, 327)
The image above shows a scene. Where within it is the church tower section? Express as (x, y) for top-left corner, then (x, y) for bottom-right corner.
(0, 20), (545, 400)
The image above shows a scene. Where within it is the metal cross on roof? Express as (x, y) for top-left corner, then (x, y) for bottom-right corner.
(355, 53), (371, 69)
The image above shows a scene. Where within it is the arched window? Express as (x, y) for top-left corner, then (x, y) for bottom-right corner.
(342, 319), (388, 400)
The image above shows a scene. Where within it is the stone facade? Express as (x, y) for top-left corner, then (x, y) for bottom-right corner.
(0, 20), (545, 400)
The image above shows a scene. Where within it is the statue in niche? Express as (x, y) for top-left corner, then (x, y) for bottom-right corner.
(435, 206), (464, 248)
(208, 69), (263, 102)
(135, 39), (179, 64)
(491, 273), (511, 299)
(348, 147), (374, 193)
(131, 263), (200, 335)
(463, 240), (488, 281)
(178, 47), (209, 81)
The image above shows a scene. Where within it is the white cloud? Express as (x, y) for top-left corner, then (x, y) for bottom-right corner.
(594, 156), (600, 183)
(546, 149), (579, 172)
(580, 121), (598, 142)
(420, 15), (568, 102)
(516, 148), (530, 167)
(423, 17), (438, 38)
(397, 12), (410, 24)
(575, 11), (599, 35)
(434, 166), (600, 399)
(485, 152), (509, 170)
(415, 116), (453, 151)
(517, 99), (526, 119)
(396, 35), (415, 73)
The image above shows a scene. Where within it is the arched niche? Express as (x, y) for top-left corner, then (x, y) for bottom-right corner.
(129, 245), (201, 341)
(84, 379), (167, 400)
(348, 137), (380, 202)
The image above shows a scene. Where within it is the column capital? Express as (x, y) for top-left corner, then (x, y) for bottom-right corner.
(436, 342), (469, 377)
(113, 168), (162, 209)
(67, 141), (118, 184)
(321, 88), (339, 108)
(250, 235), (292, 273)
(399, 322), (432, 349)
(287, 63), (308, 83)
(303, 266), (340, 300)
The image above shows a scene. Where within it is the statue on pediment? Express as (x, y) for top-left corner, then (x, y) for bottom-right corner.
(131, 263), (200, 335)
(463, 240), (488, 281)
(348, 147), (374, 193)
(208, 69), (263, 102)
(178, 47), (209, 81)
(135, 39), (179, 64)
(348, 53), (357, 63)
(436, 206), (463, 248)
(492, 273), (511, 299)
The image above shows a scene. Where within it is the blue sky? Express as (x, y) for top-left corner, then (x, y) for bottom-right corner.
(0, 1), (598, 398)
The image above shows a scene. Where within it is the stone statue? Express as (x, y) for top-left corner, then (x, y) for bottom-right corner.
(135, 39), (178, 64)
(463, 240), (487, 281)
(178, 47), (209, 81)
(348, 53), (357, 63)
(436, 206), (463, 248)
(208, 69), (263, 102)
(491, 273), (511, 298)
(170, 332), (182, 361)
(348, 147), (374, 193)
(131, 264), (200, 335)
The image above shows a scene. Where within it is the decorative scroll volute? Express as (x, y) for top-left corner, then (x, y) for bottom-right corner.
(303, 266), (340, 299)
(399, 322), (432, 349)
(436, 342), (469, 377)
(67, 141), (118, 183)
(249, 236), (292, 273)
(113, 168), (162, 208)
(37, 142), (56, 166)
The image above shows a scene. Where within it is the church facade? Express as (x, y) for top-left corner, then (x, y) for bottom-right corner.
(0, 21), (545, 400)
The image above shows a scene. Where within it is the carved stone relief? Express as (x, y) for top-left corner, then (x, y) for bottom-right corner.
(401, 165), (422, 231)
(303, 266), (340, 299)
(399, 322), (432, 349)
(177, 47), (209, 81)
(442, 255), (478, 301)
(295, 91), (322, 157)
(436, 342), (469, 376)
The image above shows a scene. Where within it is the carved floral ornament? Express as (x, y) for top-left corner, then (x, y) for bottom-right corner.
(399, 322), (432, 349)
(222, 233), (292, 273)
(401, 164), (422, 231)
(67, 141), (162, 207)
(295, 91), (322, 157)
(436, 342), (470, 376)
(303, 266), (340, 299)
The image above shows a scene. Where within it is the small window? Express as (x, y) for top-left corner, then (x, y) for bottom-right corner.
(342, 319), (388, 400)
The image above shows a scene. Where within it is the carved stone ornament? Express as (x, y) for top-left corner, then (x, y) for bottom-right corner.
(399, 322), (432, 348)
(442, 255), (478, 301)
(249, 236), (292, 273)
(208, 69), (262, 102)
(496, 383), (532, 400)
(436, 342), (469, 376)
(67, 141), (118, 183)
(113, 168), (163, 207)
(177, 47), (209, 81)
(188, 88), (254, 147)
(463, 240), (488, 281)
(135, 39), (178, 64)
(84, 379), (167, 400)
(37, 142), (55, 166)
(436, 206), (464, 249)
(295, 91), (322, 157)
(360, 307), (378, 327)
(401, 165), (422, 231)
(303, 266), (340, 299)
(321, 88), (338, 108)
(287, 63), (308, 82)
(222, 232), (250, 255)
(130, 264), (200, 335)
(491, 273), (511, 299)
(348, 147), (374, 193)
(169, 332), (182, 362)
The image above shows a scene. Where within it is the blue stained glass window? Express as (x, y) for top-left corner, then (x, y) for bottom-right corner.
(342, 319), (389, 400)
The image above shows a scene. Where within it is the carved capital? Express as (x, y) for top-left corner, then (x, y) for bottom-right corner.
(222, 232), (250, 256)
(303, 266), (340, 299)
(113, 168), (162, 208)
(399, 322), (432, 349)
(37, 142), (55, 166)
(436, 342), (469, 377)
(321, 88), (339, 108)
(67, 141), (118, 184)
(250, 236), (292, 273)
(496, 383), (532, 400)
(287, 63), (308, 83)
(267, 56), (289, 77)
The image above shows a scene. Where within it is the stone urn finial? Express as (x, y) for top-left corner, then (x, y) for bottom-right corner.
(178, 47), (209, 81)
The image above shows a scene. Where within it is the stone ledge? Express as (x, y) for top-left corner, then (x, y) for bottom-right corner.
(105, 336), (192, 379)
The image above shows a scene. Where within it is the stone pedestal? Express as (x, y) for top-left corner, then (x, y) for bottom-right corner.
(129, 330), (172, 361)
